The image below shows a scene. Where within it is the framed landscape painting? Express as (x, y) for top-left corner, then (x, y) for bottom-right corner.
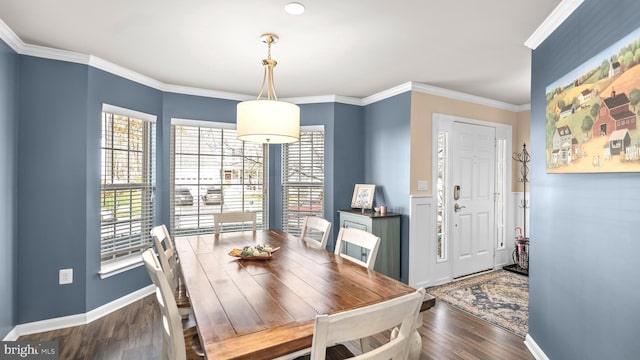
(545, 26), (640, 173)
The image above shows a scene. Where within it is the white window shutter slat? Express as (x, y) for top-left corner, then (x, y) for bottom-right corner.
(282, 129), (325, 236)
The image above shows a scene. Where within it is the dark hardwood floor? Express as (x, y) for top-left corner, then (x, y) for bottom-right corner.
(418, 301), (534, 359)
(19, 295), (533, 359)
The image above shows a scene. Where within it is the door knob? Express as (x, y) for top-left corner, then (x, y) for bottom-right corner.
(454, 203), (466, 212)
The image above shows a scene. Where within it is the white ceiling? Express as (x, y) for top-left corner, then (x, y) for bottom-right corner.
(0, 0), (563, 106)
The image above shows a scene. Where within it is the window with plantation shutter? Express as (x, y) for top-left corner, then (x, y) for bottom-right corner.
(170, 119), (267, 235)
(100, 104), (156, 275)
(282, 127), (325, 236)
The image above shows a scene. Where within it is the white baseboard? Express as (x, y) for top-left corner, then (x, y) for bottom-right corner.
(2, 327), (20, 342)
(3, 285), (155, 341)
(525, 334), (550, 360)
(86, 285), (155, 323)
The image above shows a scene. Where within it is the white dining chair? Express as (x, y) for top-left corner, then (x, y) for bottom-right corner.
(150, 224), (191, 319)
(334, 227), (381, 270)
(142, 249), (204, 360)
(300, 216), (332, 249)
(298, 287), (425, 360)
(333, 227), (383, 353)
(214, 211), (257, 235)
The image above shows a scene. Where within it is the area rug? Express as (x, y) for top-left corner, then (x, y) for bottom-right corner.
(427, 270), (528, 337)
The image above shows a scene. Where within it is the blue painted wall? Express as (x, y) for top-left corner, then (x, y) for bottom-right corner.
(16, 59), (165, 321)
(85, 67), (163, 310)
(17, 57), (89, 323)
(331, 103), (366, 249)
(530, 0), (640, 358)
(0, 40), (18, 338)
(363, 93), (411, 283)
(8, 53), (379, 325)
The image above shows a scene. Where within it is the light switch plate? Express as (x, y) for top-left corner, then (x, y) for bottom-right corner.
(418, 180), (428, 191)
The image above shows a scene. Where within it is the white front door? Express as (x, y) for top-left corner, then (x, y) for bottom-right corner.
(450, 122), (495, 278)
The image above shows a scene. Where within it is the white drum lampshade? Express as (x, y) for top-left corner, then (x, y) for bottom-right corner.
(236, 33), (300, 144)
(237, 99), (299, 143)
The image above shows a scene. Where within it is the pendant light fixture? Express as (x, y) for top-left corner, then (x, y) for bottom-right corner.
(237, 33), (300, 143)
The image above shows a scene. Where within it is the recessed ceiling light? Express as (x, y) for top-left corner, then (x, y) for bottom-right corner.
(285, 2), (305, 15)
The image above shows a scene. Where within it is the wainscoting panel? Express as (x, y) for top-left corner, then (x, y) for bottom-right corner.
(409, 195), (451, 288)
(409, 196), (432, 288)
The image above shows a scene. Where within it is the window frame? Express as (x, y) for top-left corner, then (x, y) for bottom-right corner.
(99, 104), (156, 278)
(170, 118), (269, 236)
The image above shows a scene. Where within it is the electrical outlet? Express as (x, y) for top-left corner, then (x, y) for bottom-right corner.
(418, 180), (428, 191)
(59, 268), (73, 285)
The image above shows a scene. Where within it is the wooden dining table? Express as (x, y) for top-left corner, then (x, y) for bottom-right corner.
(174, 229), (435, 360)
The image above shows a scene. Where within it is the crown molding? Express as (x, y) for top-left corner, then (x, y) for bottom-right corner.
(1, 19), (526, 112)
(333, 95), (365, 106)
(411, 82), (523, 112)
(89, 55), (164, 90)
(362, 82), (413, 105)
(283, 95), (363, 106)
(0, 17), (23, 52)
(525, 0), (584, 50)
(161, 83), (252, 102)
(282, 95), (340, 105)
(21, 43), (89, 65)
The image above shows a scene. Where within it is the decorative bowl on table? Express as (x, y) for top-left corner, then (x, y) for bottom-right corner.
(228, 244), (280, 260)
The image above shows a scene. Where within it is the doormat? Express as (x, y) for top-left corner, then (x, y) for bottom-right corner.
(427, 270), (528, 337)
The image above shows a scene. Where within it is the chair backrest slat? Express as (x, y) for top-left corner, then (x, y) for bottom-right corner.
(214, 212), (257, 235)
(310, 288), (426, 360)
(150, 225), (179, 290)
(334, 227), (381, 270)
(300, 216), (332, 250)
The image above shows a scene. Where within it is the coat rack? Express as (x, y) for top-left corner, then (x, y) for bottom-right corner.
(514, 143), (530, 235)
(505, 143), (530, 276)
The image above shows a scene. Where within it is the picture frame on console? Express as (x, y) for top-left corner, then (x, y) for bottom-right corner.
(350, 184), (375, 209)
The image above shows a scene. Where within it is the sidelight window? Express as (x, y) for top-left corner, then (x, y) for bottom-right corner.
(436, 131), (448, 262)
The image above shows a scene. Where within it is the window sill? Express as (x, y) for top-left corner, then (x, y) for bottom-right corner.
(99, 254), (145, 279)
